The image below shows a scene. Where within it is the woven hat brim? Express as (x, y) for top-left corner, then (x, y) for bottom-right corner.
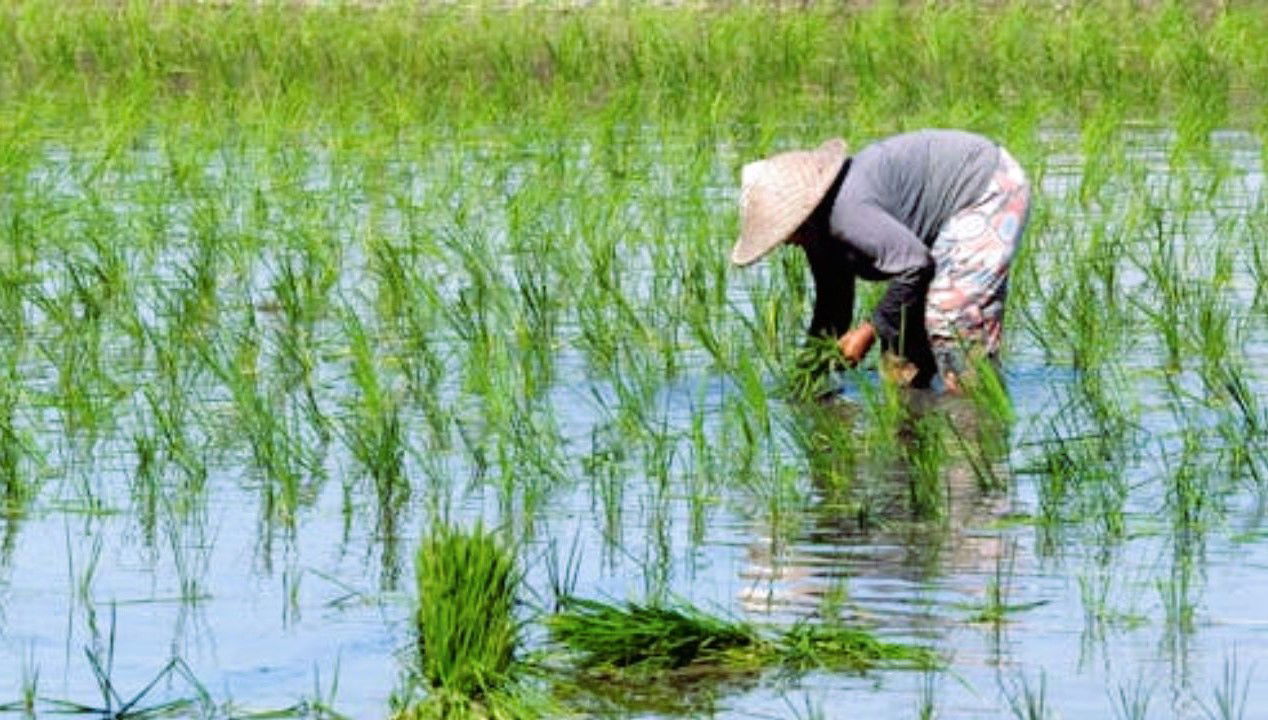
(732, 138), (848, 267)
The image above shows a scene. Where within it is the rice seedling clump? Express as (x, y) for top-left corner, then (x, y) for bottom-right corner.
(401, 523), (527, 719)
(547, 596), (941, 679)
(548, 597), (761, 672)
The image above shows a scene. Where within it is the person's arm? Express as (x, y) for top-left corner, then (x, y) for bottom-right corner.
(831, 201), (937, 377)
(837, 322), (875, 365)
(803, 234), (855, 342)
(873, 264), (934, 355)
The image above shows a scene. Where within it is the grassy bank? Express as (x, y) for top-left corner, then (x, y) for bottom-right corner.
(2, 0), (1267, 149)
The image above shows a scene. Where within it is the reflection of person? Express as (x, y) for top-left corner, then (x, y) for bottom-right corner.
(732, 130), (1031, 391)
(740, 394), (1015, 617)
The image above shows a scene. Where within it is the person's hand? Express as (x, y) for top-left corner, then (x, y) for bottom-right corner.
(836, 323), (876, 367)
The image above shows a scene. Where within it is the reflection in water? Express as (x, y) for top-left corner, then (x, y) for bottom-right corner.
(739, 381), (1018, 626)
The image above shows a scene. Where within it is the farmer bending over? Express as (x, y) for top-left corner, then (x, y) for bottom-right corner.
(732, 129), (1031, 391)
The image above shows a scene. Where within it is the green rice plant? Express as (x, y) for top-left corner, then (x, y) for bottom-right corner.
(905, 409), (949, 522)
(1164, 425), (1215, 536)
(1, 0), (1263, 138)
(509, 247), (559, 401)
(783, 334), (846, 402)
(138, 317), (211, 499)
(732, 459), (811, 569)
(786, 397), (858, 509)
(685, 390), (722, 546)
(1251, 223), (1268, 314)
(1131, 210), (1188, 374)
(340, 307), (406, 499)
(581, 425), (626, 554)
(487, 399), (570, 532)
(365, 227), (448, 444)
(681, 246), (732, 373)
(1204, 363), (1268, 492)
(548, 595), (940, 679)
(1029, 417), (1131, 545)
(718, 351), (776, 483)
(1023, 357), (1143, 546)
(407, 523), (524, 715)
(856, 365), (908, 460)
(269, 253), (335, 441)
(1185, 246), (1238, 381)
(30, 258), (131, 454)
(130, 430), (160, 547)
(955, 355), (1015, 491)
(0, 372), (34, 513)
(849, 373), (955, 521)
(169, 231), (223, 346)
(549, 597), (759, 673)
(777, 621), (939, 673)
(200, 311), (314, 526)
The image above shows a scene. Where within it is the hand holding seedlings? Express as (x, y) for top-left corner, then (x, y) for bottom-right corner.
(733, 130), (1031, 392)
(836, 322), (876, 366)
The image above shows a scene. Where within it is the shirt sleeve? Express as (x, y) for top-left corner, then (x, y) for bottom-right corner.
(872, 264), (934, 361)
(833, 200), (933, 276)
(803, 235), (855, 341)
(832, 200), (937, 376)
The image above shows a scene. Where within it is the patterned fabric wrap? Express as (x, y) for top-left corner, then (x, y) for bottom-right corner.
(925, 147), (1031, 376)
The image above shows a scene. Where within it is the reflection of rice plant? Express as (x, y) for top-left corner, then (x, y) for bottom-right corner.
(961, 540), (1047, 626)
(0, 377), (32, 511)
(19, 608), (212, 718)
(1110, 675), (1154, 720)
(1158, 555), (1199, 637)
(1199, 652), (1252, 720)
(916, 668), (939, 720)
(1004, 670), (1051, 720)
(1078, 565), (1147, 638)
(0, 646), (38, 716)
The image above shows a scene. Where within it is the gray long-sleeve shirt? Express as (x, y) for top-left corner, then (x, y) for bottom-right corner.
(811, 129), (999, 373)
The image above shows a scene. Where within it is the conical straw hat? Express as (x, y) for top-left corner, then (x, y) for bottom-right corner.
(731, 138), (848, 267)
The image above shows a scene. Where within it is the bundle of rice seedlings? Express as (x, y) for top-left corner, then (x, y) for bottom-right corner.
(408, 522), (522, 717)
(546, 597), (760, 671)
(548, 596), (942, 680)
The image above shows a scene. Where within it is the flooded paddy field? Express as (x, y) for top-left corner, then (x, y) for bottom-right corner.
(2, 2), (1268, 718)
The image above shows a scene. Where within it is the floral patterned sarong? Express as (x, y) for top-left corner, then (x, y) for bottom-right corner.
(925, 147), (1031, 376)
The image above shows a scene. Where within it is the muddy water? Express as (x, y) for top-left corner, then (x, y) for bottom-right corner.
(1, 130), (1266, 718)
